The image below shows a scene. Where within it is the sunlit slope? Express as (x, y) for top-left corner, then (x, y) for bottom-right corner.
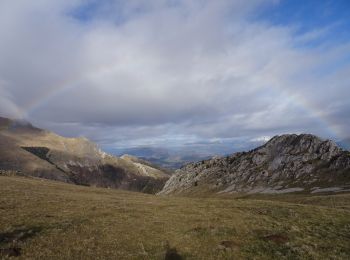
(0, 176), (349, 259)
(0, 117), (169, 193)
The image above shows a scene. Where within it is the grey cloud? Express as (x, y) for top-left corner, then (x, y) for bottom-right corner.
(0, 0), (349, 153)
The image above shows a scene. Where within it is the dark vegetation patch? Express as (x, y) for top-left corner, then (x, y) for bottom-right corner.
(67, 163), (167, 193)
(21, 147), (50, 163)
(252, 229), (290, 245)
(21, 147), (67, 173)
(130, 175), (168, 194)
(100, 164), (126, 183)
(67, 164), (126, 187)
(0, 227), (42, 257)
(262, 234), (289, 244)
(0, 247), (21, 257)
(0, 227), (42, 245)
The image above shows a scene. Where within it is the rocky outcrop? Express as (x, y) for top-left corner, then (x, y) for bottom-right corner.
(159, 134), (350, 195)
(0, 117), (169, 194)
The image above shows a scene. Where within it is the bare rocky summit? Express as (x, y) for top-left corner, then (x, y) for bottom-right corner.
(159, 134), (350, 195)
(0, 117), (170, 193)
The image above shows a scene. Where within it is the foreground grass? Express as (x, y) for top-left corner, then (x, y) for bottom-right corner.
(0, 176), (349, 259)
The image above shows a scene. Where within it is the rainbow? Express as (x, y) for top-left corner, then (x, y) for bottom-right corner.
(20, 70), (344, 140)
(22, 61), (121, 119)
(269, 85), (344, 139)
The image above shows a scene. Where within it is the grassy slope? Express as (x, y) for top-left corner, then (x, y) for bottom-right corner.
(0, 176), (349, 259)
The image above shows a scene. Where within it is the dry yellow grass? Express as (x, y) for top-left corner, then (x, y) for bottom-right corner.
(0, 176), (350, 259)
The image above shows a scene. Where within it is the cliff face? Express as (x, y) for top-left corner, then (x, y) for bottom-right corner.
(159, 134), (350, 195)
(0, 117), (169, 193)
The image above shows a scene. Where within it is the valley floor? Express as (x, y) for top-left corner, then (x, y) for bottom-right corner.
(0, 176), (350, 259)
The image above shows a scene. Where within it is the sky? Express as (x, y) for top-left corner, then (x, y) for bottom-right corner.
(0, 0), (350, 155)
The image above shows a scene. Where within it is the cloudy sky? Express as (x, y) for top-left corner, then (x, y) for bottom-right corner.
(0, 0), (350, 154)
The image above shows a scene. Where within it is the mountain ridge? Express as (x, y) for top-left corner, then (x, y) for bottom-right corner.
(159, 134), (350, 195)
(0, 116), (170, 193)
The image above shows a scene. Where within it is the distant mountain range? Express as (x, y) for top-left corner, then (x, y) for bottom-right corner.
(111, 137), (350, 170)
(0, 117), (170, 193)
(114, 146), (212, 170)
(111, 140), (263, 170)
(2, 116), (350, 196)
(159, 134), (350, 195)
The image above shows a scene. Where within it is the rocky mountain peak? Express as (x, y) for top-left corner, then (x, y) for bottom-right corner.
(159, 134), (350, 195)
(254, 134), (341, 163)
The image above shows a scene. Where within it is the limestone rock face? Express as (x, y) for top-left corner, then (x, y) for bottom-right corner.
(159, 134), (350, 195)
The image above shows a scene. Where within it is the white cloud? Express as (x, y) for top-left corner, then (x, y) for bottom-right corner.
(250, 136), (271, 142)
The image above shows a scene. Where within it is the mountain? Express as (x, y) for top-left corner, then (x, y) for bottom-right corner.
(139, 153), (212, 170)
(112, 139), (267, 170)
(120, 154), (173, 175)
(0, 117), (170, 193)
(159, 134), (350, 195)
(113, 147), (213, 169)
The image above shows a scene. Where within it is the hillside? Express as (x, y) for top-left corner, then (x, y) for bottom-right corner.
(0, 117), (169, 193)
(0, 175), (349, 259)
(120, 154), (173, 176)
(160, 134), (350, 195)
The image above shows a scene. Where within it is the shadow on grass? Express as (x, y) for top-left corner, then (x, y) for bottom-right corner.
(0, 226), (42, 245)
(164, 241), (184, 260)
(0, 226), (42, 258)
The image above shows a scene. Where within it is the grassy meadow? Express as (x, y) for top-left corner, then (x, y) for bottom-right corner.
(0, 176), (350, 259)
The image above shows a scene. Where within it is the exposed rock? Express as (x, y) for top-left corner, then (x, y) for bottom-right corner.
(159, 134), (350, 195)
